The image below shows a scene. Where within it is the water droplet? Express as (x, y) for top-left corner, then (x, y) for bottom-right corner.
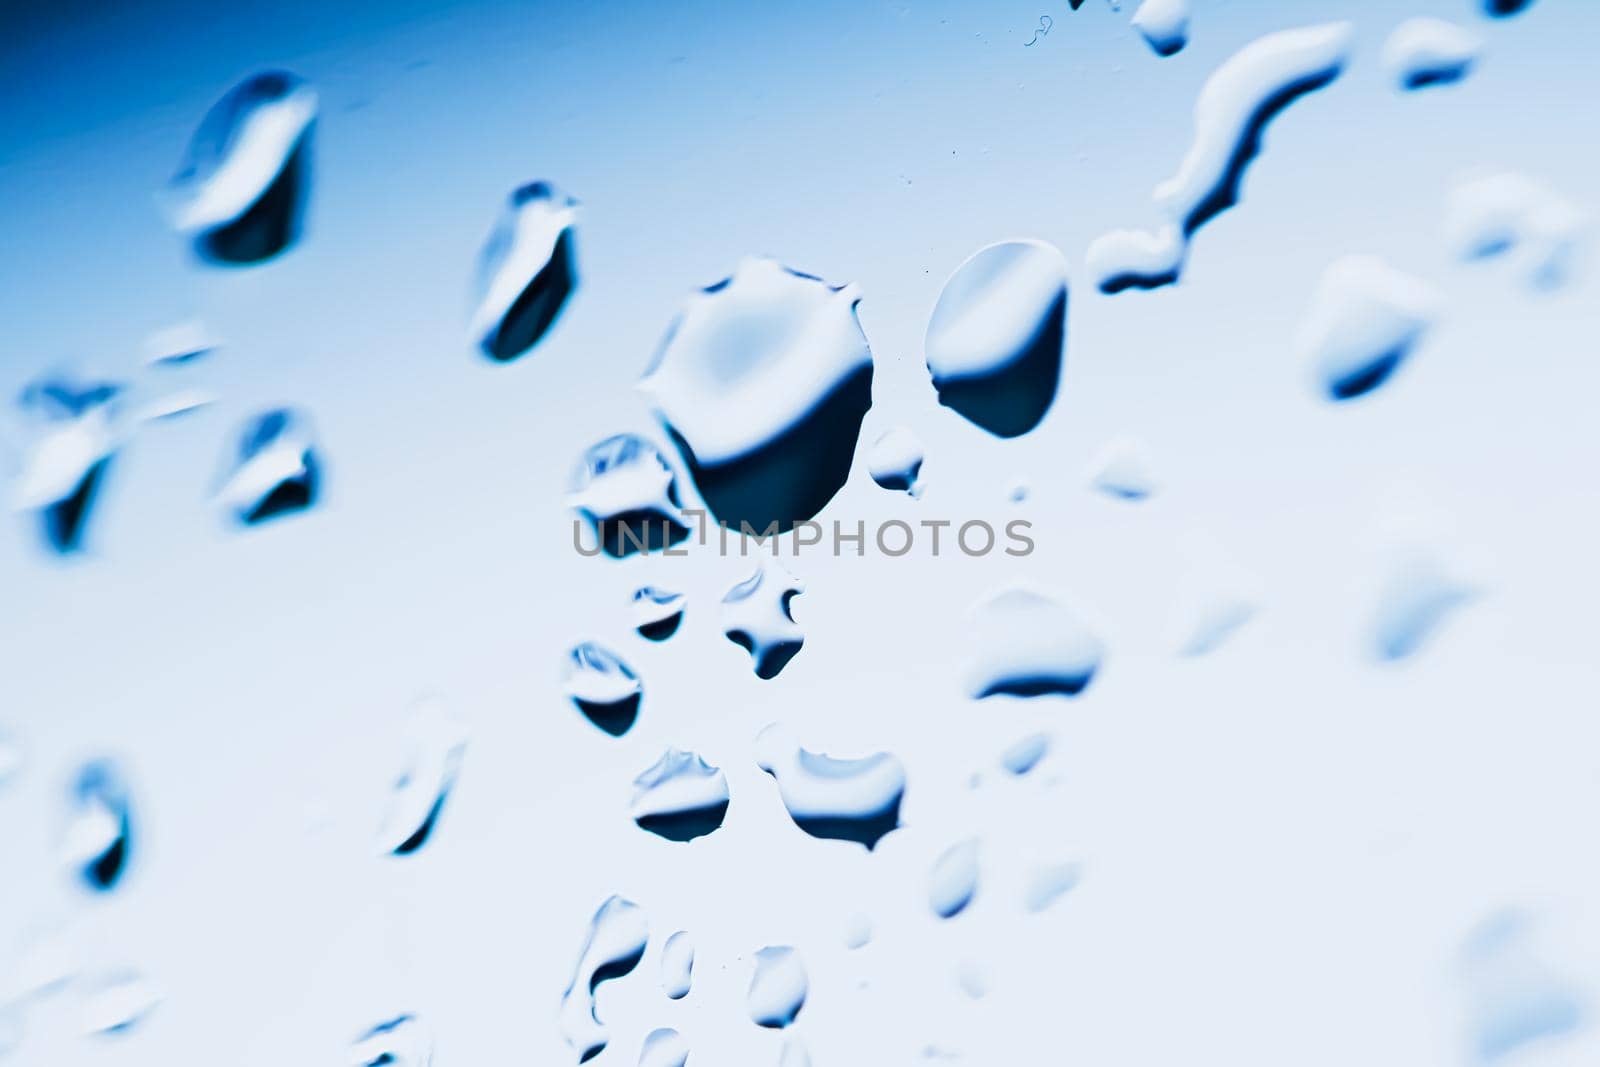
(999, 732), (1050, 775)
(1382, 18), (1482, 90)
(633, 586), (686, 641)
(351, 1014), (433, 1067)
(631, 748), (729, 842)
(660, 930), (694, 1000)
(1370, 546), (1477, 661)
(640, 257), (874, 532)
(559, 896), (649, 1062)
(1007, 478), (1030, 503)
(62, 759), (133, 893)
(955, 960), (990, 999)
(1462, 911), (1583, 1062)
(1023, 861), (1081, 912)
(964, 586), (1104, 699)
(637, 1027), (688, 1067)
(1131, 0), (1189, 57)
(567, 435), (690, 558)
(722, 560), (805, 679)
(79, 970), (162, 1037)
(754, 723), (906, 849)
(928, 838), (981, 918)
(141, 320), (218, 367)
(470, 181), (580, 361)
(11, 375), (122, 554)
(165, 72), (316, 264)
(564, 643), (643, 737)
(216, 408), (321, 524)
(924, 241), (1067, 438)
(1086, 435), (1157, 501)
(1444, 173), (1588, 290)
(747, 945), (807, 1029)
(377, 698), (468, 857)
(843, 913), (873, 949)
(1176, 592), (1258, 656)
(867, 426), (926, 496)
(1296, 255), (1440, 401)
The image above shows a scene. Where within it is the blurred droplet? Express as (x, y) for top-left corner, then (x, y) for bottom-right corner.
(80, 970), (162, 1037)
(638, 1027), (688, 1067)
(1023, 862), (1081, 913)
(843, 912), (873, 949)
(141, 321), (218, 367)
(1296, 255), (1440, 401)
(1461, 911), (1583, 1062)
(351, 1013), (433, 1067)
(999, 732), (1049, 775)
(929, 838), (980, 919)
(754, 723), (905, 849)
(216, 408), (321, 524)
(377, 698), (468, 857)
(559, 896), (648, 1062)
(62, 760), (133, 893)
(1382, 18), (1482, 90)
(1176, 591), (1258, 657)
(867, 426), (926, 496)
(567, 435), (689, 558)
(471, 182), (579, 360)
(1086, 435), (1157, 501)
(136, 389), (215, 422)
(1131, 0), (1189, 57)
(1483, 0), (1534, 16)
(660, 930), (693, 1000)
(723, 560), (805, 679)
(564, 643), (643, 737)
(11, 375), (122, 554)
(631, 748), (729, 842)
(633, 587), (685, 641)
(1444, 173), (1588, 289)
(748, 946), (807, 1028)
(1370, 546), (1477, 661)
(956, 960), (990, 1000)
(965, 587), (1103, 699)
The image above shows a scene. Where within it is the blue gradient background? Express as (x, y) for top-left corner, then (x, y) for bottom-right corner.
(3, 0), (1600, 1064)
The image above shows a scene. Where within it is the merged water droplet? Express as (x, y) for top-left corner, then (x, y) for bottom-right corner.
(999, 732), (1050, 776)
(929, 838), (981, 919)
(165, 72), (317, 264)
(564, 643), (643, 737)
(754, 723), (906, 849)
(633, 587), (686, 641)
(62, 759), (133, 893)
(779, 1036), (813, 1067)
(559, 896), (649, 1063)
(1370, 546), (1477, 661)
(470, 181), (580, 361)
(1382, 18), (1482, 91)
(1444, 172), (1588, 290)
(351, 1014), (433, 1067)
(1131, 0), (1189, 57)
(376, 698), (468, 857)
(1086, 434), (1157, 501)
(722, 560), (805, 679)
(1023, 862), (1081, 913)
(631, 748), (729, 842)
(1296, 255), (1441, 401)
(12, 376), (122, 554)
(660, 930), (694, 1000)
(638, 1027), (688, 1067)
(640, 257), (874, 532)
(924, 241), (1068, 438)
(1461, 911), (1583, 1062)
(79, 970), (162, 1037)
(567, 435), (689, 558)
(747, 946), (807, 1029)
(964, 586), (1104, 699)
(867, 426), (926, 497)
(216, 408), (321, 524)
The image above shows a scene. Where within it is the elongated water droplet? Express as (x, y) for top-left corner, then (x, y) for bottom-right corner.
(62, 759), (133, 893)
(723, 560), (805, 679)
(867, 426), (926, 496)
(754, 723), (905, 849)
(141, 321), (218, 367)
(216, 408), (321, 524)
(470, 182), (579, 361)
(1462, 911), (1582, 1062)
(929, 838), (980, 919)
(1086, 224), (1184, 295)
(80, 970), (162, 1037)
(1370, 547), (1477, 661)
(12, 376), (122, 554)
(165, 72), (316, 264)
(843, 913), (873, 949)
(660, 930), (694, 1000)
(641, 257), (874, 532)
(1296, 255), (1440, 401)
(564, 643), (642, 737)
(1023, 861), (1081, 913)
(965, 586), (1103, 699)
(567, 435), (689, 558)
(637, 1027), (687, 1067)
(559, 896), (648, 1063)
(925, 241), (1067, 438)
(748, 946), (807, 1029)
(1382, 18), (1482, 90)
(1132, 0), (1189, 56)
(633, 586), (686, 641)
(631, 748), (729, 842)
(1444, 172), (1588, 290)
(1086, 435), (1157, 501)
(377, 698), (468, 857)
(351, 1014), (432, 1067)
(999, 732), (1050, 775)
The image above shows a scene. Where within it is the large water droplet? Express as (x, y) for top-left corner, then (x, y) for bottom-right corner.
(351, 1014), (433, 1067)
(631, 748), (729, 842)
(722, 560), (805, 679)
(754, 723), (906, 849)
(1296, 255), (1440, 401)
(377, 698), (468, 857)
(924, 241), (1067, 438)
(999, 732), (1050, 776)
(12, 376), (122, 554)
(216, 408), (321, 524)
(928, 838), (981, 918)
(641, 257), (874, 532)
(1086, 434), (1157, 501)
(79, 970), (162, 1037)
(165, 72), (316, 264)
(559, 896), (649, 1063)
(470, 182), (579, 361)
(1131, 0), (1189, 57)
(660, 930), (693, 1000)
(633, 586), (686, 641)
(1023, 861), (1081, 913)
(62, 759), (133, 893)
(567, 435), (689, 558)
(564, 643), (643, 737)
(1370, 547), (1477, 661)
(965, 587), (1104, 699)
(866, 426), (926, 497)
(1382, 18), (1482, 90)
(747, 946), (807, 1029)
(1444, 172), (1588, 290)
(1462, 912), (1583, 1062)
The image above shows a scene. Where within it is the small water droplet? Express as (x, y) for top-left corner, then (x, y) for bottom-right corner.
(567, 435), (689, 558)
(12, 375), (122, 554)
(631, 748), (729, 842)
(376, 698), (468, 857)
(754, 723), (906, 849)
(1461, 911), (1582, 1062)
(632, 586), (686, 641)
(559, 896), (649, 1062)
(660, 930), (694, 1000)
(637, 1027), (688, 1067)
(1176, 591), (1258, 656)
(165, 72), (317, 264)
(722, 560), (805, 679)
(843, 912), (873, 949)
(62, 759), (133, 893)
(925, 241), (1067, 438)
(955, 959), (990, 999)
(928, 838), (981, 919)
(748, 945), (807, 1028)
(216, 408), (322, 524)
(1086, 435), (1157, 501)
(351, 1014), (433, 1067)
(867, 426), (926, 496)
(965, 587), (1104, 699)
(79, 969), (162, 1037)
(1444, 173), (1588, 290)
(999, 732), (1050, 775)
(470, 181), (580, 360)
(1370, 546), (1477, 661)
(1382, 18), (1482, 90)
(1131, 0), (1189, 56)
(1296, 255), (1441, 401)
(1023, 861), (1081, 912)
(1007, 479), (1030, 503)
(564, 643), (643, 737)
